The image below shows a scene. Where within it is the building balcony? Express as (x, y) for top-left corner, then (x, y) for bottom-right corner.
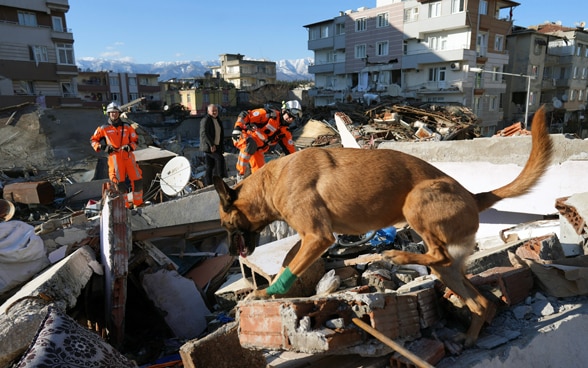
(308, 37), (334, 51)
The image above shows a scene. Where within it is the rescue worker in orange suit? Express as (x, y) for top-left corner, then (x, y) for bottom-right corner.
(232, 100), (302, 179)
(90, 102), (143, 208)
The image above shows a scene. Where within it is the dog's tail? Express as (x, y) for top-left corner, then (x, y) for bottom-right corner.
(474, 105), (554, 212)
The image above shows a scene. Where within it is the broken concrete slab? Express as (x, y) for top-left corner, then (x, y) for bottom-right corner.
(141, 268), (210, 340)
(130, 188), (223, 241)
(0, 245), (97, 367)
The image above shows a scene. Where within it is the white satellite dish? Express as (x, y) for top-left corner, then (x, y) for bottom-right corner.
(160, 156), (192, 196)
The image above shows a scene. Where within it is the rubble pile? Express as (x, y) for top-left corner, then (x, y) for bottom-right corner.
(293, 100), (482, 150)
(1, 103), (588, 367)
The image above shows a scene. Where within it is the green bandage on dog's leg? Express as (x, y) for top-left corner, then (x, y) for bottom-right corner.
(266, 267), (298, 295)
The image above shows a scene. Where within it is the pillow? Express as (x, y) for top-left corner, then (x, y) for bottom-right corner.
(14, 306), (136, 368)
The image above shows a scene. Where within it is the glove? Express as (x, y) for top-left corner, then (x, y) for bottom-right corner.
(122, 145), (132, 152)
(104, 145), (115, 154)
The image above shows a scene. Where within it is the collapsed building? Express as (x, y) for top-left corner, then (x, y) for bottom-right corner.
(1, 102), (588, 368)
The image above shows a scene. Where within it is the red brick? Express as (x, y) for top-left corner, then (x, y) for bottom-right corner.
(469, 266), (534, 306)
(515, 233), (565, 261)
(390, 338), (445, 368)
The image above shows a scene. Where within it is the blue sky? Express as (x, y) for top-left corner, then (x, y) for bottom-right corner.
(68, 0), (586, 64)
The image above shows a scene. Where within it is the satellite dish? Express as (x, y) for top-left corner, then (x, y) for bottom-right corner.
(552, 97), (563, 108)
(160, 156), (192, 196)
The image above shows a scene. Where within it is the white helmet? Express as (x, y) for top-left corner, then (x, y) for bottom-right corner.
(282, 100), (302, 118)
(106, 102), (121, 113)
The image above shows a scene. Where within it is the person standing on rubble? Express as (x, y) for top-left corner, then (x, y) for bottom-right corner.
(200, 104), (227, 186)
(90, 102), (143, 208)
(231, 100), (301, 179)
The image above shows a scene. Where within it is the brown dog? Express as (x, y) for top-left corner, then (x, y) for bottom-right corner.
(213, 105), (553, 347)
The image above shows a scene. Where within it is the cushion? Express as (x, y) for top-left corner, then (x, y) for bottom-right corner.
(14, 306), (136, 367)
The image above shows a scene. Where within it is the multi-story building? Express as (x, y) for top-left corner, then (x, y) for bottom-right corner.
(211, 54), (276, 90)
(77, 71), (161, 110)
(513, 23), (588, 135)
(305, 3), (404, 107)
(0, 0), (79, 109)
(173, 75), (237, 116)
(305, 0), (519, 135)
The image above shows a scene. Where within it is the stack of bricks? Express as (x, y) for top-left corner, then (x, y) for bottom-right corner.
(237, 287), (440, 354)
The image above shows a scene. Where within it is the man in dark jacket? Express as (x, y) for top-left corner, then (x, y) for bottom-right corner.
(200, 104), (227, 186)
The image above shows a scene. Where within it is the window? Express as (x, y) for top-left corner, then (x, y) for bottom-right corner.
(428, 67), (446, 82)
(52, 16), (64, 32)
(427, 36), (447, 51)
(376, 41), (389, 56)
(355, 18), (367, 32)
(321, 25), (329, 38)
(404, 7), (419, 22)
(18, 11), (37, 26)
(111, 93), (119, 101)
(61, 82), (74, 97)
(377, 13), (389, 28)
(477, 32), (488, 57)
(479, 0), (488, 15)
(30, 46), (49, 63)
(492, 66), (501, 82)
(335, 23), (345, 35)
(326, 51), (336, 63)
(579, 89), (584, 102)
(429, 2), (442, 18)
(583, 67), (587, 79)
(451, 0), (464, 13)
(473, 96), (481, 115)
(309, 28), (320, 41)
(570, 89), (576, 101)
(14, 80), (34, 95)
(573, 66), (579, 79)
(109, 76), (119, 87)
(489, 96), (498, 111)
(495, 35), (504, 51)
(129, 93), (139, 101)
(128, 77), (137, 86)
(56, 43), (75, 65)
(355, 44), (367, 59)
(576, 44), (582, 56)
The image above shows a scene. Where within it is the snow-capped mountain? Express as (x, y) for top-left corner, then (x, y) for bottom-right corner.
(76, 57), (313, 82)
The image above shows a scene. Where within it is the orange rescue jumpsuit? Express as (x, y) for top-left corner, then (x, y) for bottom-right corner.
(233, 108), (295, 175)
(90, 119), (143, 207)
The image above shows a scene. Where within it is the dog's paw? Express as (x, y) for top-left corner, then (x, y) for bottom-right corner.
(381, 249), (404, 264)
(245, 289), (270, 300)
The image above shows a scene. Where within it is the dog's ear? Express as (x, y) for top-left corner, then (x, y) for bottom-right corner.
(213, 175), (235, 211)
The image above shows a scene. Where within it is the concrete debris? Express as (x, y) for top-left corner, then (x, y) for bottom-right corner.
(1, 103), (588, 367)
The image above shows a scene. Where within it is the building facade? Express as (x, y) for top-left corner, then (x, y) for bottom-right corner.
(0, 0), (79, 109)
(211, 54), (276, 90)
(305, 0), (519, 135)
(77, 71), (161, 110)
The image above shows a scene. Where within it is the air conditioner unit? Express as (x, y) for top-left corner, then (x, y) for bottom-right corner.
(450, 62), (461, 71)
